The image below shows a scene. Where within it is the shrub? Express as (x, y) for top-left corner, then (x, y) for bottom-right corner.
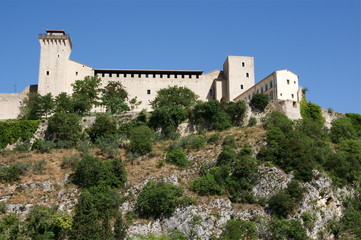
(0, 162), (30, 183)
(250, 93), (270, 112)
(14, 142), (31, 152)
(129, 125), (154, 155)
(330, 117), (356, 143)
(219, 219), (257, 240)
(149, 106), (187, 139)
(32, 160), (47, 174)
(32, 139), (55, 153)
(166, 149), (189, 167)
(263, 111), (293, 133)
(88, 114), (118, 142)
(0, 120), (39, 149)
(137, 181), (184, 218)
(178, 135), (206, 151)
(207, 133), (220, 144)
(47, 113), (82, 146)
(223, 100), (247, 126)
(222, 135), (237, 148)
(268, 180), (305, 218)
(217, 146), (237, 166)
(191, 100), (232, 131)
(270, 219), (308, 240)
(191, 173), (223, 196)
(346, 113), (361, 136)
(300, 98), (324, 124)
(61, 154), (81, 169)
(72, 155), (126, 188)
(248, 117), (257, 127)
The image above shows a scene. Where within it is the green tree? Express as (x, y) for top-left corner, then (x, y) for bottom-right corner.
(101, 81), (130, 114)
(47, 113), (82, 145)
(71, 76), (102, 114)
(19, 92), (55, 120)
(219, 219), (257, 240)
(223, 100), (247, 126)
(137, 181), (184, 218)
(250, 93), (270, 112)
(54, 92), (74, 113)
(129, 125), (155, 155)
(88, 114), (118, 142)
(330, 117), (356, 143)
(151, 86), (198, 110)
(166, 149), (189, 167)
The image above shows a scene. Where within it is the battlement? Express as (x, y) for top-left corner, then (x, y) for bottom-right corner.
(39, 30), (72, 49)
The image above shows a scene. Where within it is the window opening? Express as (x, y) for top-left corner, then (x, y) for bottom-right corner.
(240, 85), (244, 89)
(147, 89), (151, 94)
(287, 79), (290, 84)
(246, 73), (249, 78)
(46, 71), (49, 76)
(242, 62), (245, 67)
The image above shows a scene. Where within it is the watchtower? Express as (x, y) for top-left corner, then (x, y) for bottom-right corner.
(223, 56), (255, 101)
(38, 30), (72, 96)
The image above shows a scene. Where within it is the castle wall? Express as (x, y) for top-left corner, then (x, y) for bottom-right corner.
(66, 60), (94, 94)
(0, 88), (28, 120)
(96, 70), (220, 111)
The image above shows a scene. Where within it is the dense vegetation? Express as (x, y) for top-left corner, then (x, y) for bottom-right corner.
(1, 79), (360, 239)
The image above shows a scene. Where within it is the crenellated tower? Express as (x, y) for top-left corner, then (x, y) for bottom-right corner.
(38, 30), (72, 96)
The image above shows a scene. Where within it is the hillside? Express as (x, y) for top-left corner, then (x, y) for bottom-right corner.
(1, 85), (360, 240)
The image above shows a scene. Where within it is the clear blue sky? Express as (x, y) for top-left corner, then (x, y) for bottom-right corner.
(0, 0), (360, 114)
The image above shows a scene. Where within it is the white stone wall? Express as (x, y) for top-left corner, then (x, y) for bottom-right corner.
(223, 56), (255, 101)
(65, 60), (94, 94)
(0, 87), (28, 120)
(96, 70), (220, 111)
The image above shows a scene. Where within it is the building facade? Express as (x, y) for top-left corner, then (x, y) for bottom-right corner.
(0, 30), (301, 120)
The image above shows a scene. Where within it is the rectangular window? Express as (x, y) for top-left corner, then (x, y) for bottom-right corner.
(147, 90), (151, 94)
(270, 82), (273, 88)
(46, 71), (49, 76)
(242, 62), (245, 67)
(75, 72), (78, 76)
(240, 85), (244, 89)
(292, 94), (294, 98)
(294, 81), (296, 84)
(246, 73), (249, 78)
(287, 79), (290, 84)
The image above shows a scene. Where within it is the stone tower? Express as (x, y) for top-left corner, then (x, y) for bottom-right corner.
(38, 30), (72, 96)
(223, 56), (255, 101)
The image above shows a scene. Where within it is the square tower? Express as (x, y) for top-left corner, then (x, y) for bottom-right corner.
(223, 56), (255, 101)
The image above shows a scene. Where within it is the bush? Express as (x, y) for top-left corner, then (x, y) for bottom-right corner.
(178, 135), (206, 151)
(222, 135), (237, 148)
(330, 117), (356, 143)
(223, 100), (247, 126)
(47, 113), (82, 146)
(149, 106), (187, 139)
(137, 181), (184, 218)
(263, 111), (293, 133)
(207, 133), (220, 144)
(0, 162), (29, 183)
(270, 219), (308, 240)
(88, 114), (118, 142)
(191, 100), (232, 131)
(217, 146), (237, 166)
(13, 142), (31, 152)
(151, 86), (198, 110)
(250, 93), (270, 112)
(61, 154), (81, 169)
(129, 125), (154, 155)
(300, 98), (324, 124)
(0, 120), (39, 149)
(72, 155), (126, 188)
(346, 113), (361, 136)
(268, 180), (305, 218)
(248, 117), (257, 127)
(191, 173), (223, 196)
(166, 149), (189, 167)
(32, 139), (55, 153)
(219, 219), (257, 240)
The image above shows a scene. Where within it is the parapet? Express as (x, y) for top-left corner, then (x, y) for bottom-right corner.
(38, 30), (72, 49)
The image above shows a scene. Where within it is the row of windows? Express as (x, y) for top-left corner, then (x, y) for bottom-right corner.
(98, 73), (200, 79)
(287, 79), (297, 84)
(244, 81), (273, 100)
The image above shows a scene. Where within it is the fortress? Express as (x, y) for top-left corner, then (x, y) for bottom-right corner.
(0, 30), (302, 120)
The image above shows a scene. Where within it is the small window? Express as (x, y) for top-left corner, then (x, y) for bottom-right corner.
(280, 93), (282, 96)
(46, 71), (49, 75)
(147, 90), (151, 95)
(58, 55), (59, 57)
(265, 85), (268, 91)
(246, 73), (249, 78)
(270, 82), (273, 88)
(291, 94), (294, 98)
(240, 85), (244, 89)
(242, 62), (245, 67)
(209, 89), (214, 96)
(287, 79), (290, 84)
(76, 72), (78, 76)
(294, 81), (296, 84)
